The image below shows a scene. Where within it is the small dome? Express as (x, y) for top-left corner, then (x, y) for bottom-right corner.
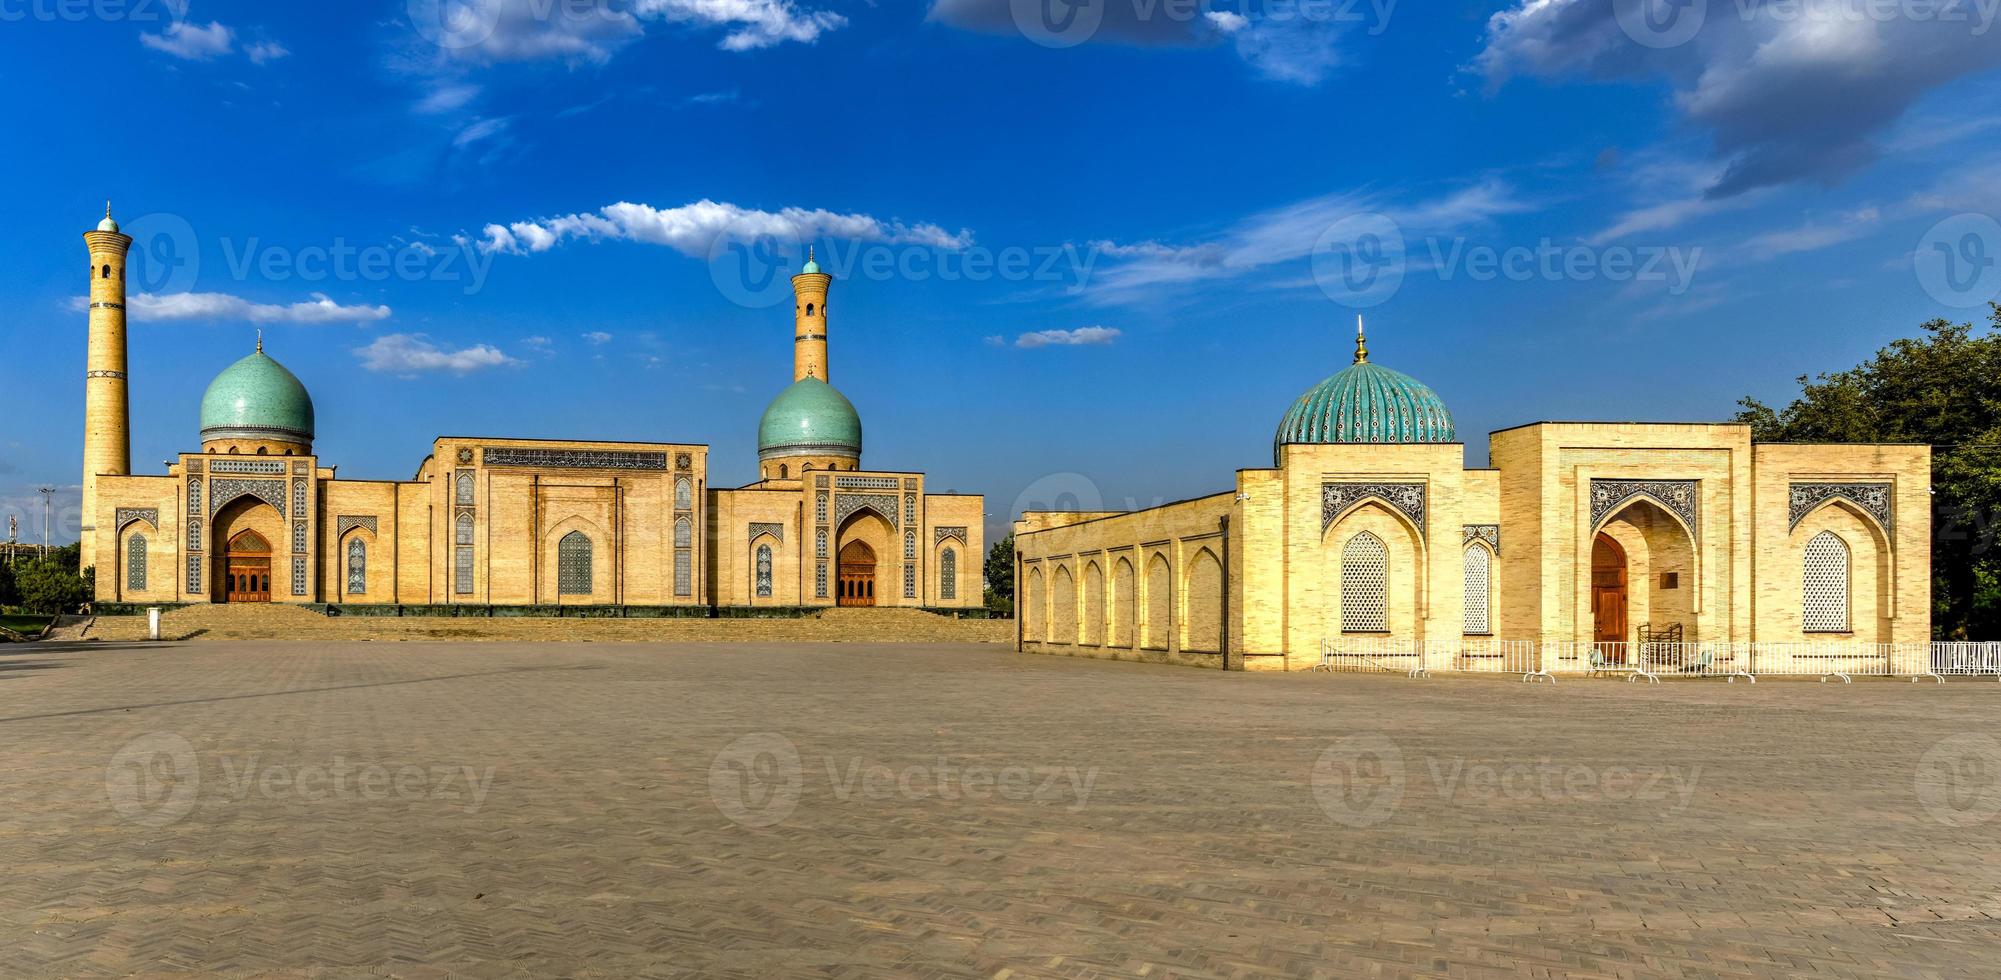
(758, 378), (861, 461)
(97, 202), (119, 233)
(200, 349), (316, 445)
(1274, 360), (1456, 460)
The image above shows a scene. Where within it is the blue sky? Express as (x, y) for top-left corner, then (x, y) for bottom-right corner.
(4, 0), (2000, 549)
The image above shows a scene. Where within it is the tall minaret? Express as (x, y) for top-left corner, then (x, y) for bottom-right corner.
(791, 248), (831, 382)
(81, 203), (133, 572)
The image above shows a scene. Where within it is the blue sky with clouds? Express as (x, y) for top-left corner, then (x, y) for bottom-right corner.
(4, 0), (2000, 547)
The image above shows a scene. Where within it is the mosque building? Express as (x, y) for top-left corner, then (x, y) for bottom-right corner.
(1015, 320), (1933, 670)
(80, 209), (985, 611)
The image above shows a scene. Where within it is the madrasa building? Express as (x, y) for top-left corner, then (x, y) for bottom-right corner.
(78, 209), (985, 612)
(1015, 321), (1933, 671)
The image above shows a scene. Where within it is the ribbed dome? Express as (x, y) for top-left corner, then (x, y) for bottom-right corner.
(1274, 360), (1456, 460)
(758, 378), (861, 461)
(200, 350), (316, 445)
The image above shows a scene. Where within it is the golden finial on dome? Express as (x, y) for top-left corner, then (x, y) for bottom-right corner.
(256, 328), (263, 354)
(1353, 314), (1369, 365)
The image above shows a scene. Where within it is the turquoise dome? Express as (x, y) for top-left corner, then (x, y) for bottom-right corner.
(1274, 359), (1455, 460)
(758, 378), (861, 460)
(199, 349), (316, 445)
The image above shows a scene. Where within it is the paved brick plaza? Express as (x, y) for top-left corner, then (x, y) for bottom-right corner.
(3, 640), (1999, 978)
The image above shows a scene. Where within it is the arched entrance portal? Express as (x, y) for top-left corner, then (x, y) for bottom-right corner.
(837, 540), (877, 606)
(226, 530), (274, 603)
(1592, 533), (1627, 655)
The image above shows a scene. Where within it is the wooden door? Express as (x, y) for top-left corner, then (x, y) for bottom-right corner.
(1591, 533), (1626, 651)
(225, 531), (273, 603)
(837, 540), (876, 607)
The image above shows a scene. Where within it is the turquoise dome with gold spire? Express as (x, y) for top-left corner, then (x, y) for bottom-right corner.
(1274, 318), (1456, 461)
(199, 336), (316, 447)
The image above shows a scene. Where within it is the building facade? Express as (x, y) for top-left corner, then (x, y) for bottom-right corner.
(1016, 324), (1931, 670)
(82, 212), (984, 611)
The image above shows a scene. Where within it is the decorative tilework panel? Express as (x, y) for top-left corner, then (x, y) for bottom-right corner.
(1591, 479), (1698, 536)
(834, 493), (898, 530)
(1789, 482), (1893, 534)
(1462, 524), (1500, 555)
(455, 471), (475, 506)
(291, 479), (307, 516)
(903, 563), (916, 599)
(675, 477), (693, 510)
(484, 447), (668, 471)
(116, 507), (159, 531)
(291, 520), (307, 554)
(815, 492), (829, 524)
(347, 539), (366, 595)
(836, 476), (901, 490)
(127, 535), (147, 592)
(904, 531), (917, 560)
(749, 522), (784, 543)
(187, 555), (202, 593)
(456, 512), (475, 546)
(1322, 483), (1426, 537)
(210, 459), (286, 475)
(940, 548), (957, 601)
(675, 517), (692, 548)
(454, 547), (474, 594)
(816, 528), (829, 559)
(935, 526), (968, 546)
(904, 493), (917, 525)
(755, 545), (773, 598)
(816, 562), (828, 598)
(337, 515), (378, 538)
(291, 556), (307, 596)
(674, 551), (692, 597)
(187, 518), (203, 552)
(211, 479), (286, 517)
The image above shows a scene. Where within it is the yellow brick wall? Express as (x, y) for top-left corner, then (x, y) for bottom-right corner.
(1750, 443), (1930, 643)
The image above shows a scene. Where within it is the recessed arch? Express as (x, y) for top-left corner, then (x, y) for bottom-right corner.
(1183, 547), (1224, 653)
(1082, 560), (1105, 647)
(1051, 563), (1077, 643)
(1024, 564), (1046, 642)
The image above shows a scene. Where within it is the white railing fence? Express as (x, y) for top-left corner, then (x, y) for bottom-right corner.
(1315, 639), (2001, 683)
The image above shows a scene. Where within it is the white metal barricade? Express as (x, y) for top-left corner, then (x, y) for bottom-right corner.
(1930, 642), (2001, 682)
(1315, 638), (1425, 676)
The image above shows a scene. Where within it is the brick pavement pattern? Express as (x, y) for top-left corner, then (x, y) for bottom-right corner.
(2, 640), (1998, 977)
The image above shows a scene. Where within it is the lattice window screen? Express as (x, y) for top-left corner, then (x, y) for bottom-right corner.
(904, 563), (917, 599)
(1802, 531), (1850, 632)
(1341, 532), (1389, 633)
(127, 535), (147, 591)
(940, 548), (957, 601)
(558, 532), (593, 595)
(1462, 544), (1490, 635)
(347, 539), (366, 595)
(756, 545), (773, 598)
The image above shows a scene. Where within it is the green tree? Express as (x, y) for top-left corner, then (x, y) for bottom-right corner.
(0, 558), (17, 608)
(16, 557), (89, 615)
(1735, 307), (2001, 639)
(984, 532), (1016, 614)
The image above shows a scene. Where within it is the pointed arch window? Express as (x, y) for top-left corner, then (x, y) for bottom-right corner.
(1341, 532), (1389, 633)
(1802, 531), (1850, 632)
(347, 539), (367, 595)
(940, 547), (957, 601)
(127, 534), (147, 591)
(455, 472), (475, 505)
(756, 544), (774, 598)
(558, 531), (593, 596)
(1462, 543), (1491, 635)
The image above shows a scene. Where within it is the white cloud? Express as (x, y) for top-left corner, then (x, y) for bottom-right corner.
(245, 40), (290, 64)
(454, 116), (512, 147)
(355, 334), (520, 375)
(476, 199), (973, 256)
(1085, 180), (1534, 302)
(634, 0), (846, 51)
(1013, 326), (1122, 348)
(419, 0), (841, 64)
(1474, 0), (2001, 196)
(141, 19), (234, 59)
(104, 292), (392, 325)
(1739, 207), (1881, 260)
(417, 82), (481, 114)
(583, 331), (613, 344)
(1205, 10), (1248, 33)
